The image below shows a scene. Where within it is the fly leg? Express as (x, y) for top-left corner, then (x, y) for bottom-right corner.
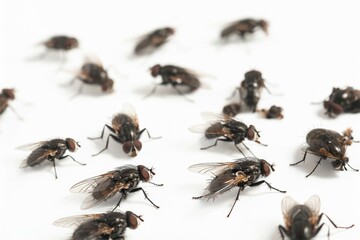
(227, 187), (241, 217)
(306, 156), (324, 178)
(290, 147), (309, 166)
(58, 154), (86, 166)
(91, 134), (121, 157)
(111, 194), (125, 212)
(249, 180), (286, 193)
(130, 187), (160, 209)
(201, 138), (232, 150)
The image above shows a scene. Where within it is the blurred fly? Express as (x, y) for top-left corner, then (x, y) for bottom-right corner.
(290, 128), (359, 177)
(279, 195), (354, 240)
(220, 18), (268, 39)
(43, 35), (79, 51)
(88, 104), (159, 157)
(70, 61), (114, 94)
(147, 64), (201, 100)
(189, 157), (286, 217)
(0, 88), (21, 119)
(189, 112), (266, 157)
(259, 105), (284, 119)
(323, 87), (360, 117)
(54, 210), (143, 240)
(134, 27), (175, 55)
(70, 165), (163, 210)
(18, 138), (84, 179)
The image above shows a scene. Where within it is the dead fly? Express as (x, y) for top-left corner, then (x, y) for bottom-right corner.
(279, 195), (354, 240)
(220, 18), (268, 40)
(17, 138), (85, 179)
(323, 87), (360, 117)
(290, 128), (359, 177)
(189, 157), (286, 217)
(189, 112), (266, 157)
(54, 211), (143, 240)
(134, 27), (175, 55)
(70, 165), (163, 210)
(70, 61), (114, 94)
(88, 104), (159, 157)
(258, 105), (284, 119)
(147, 64), (201, 100)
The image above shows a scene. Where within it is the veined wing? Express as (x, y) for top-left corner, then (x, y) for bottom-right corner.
(53, 213), (103, 228)
(188, 161), (236, 176)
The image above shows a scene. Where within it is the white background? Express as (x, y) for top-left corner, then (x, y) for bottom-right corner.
(1, 0), (360, 239)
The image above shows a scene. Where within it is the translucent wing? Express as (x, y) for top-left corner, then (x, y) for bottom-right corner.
(16, 141), (48, 151)
(53, 213), (103, 228)
(281, 195), (298, 216)
(121, 102), (139, 128)
(70, 171), (128, 209)
(188, 162), (236, 176)
(304, 194), (321, 215)
(201, 171), (248, 199)
(188, 123), (210, 134)
(200, 111), (233, 123)
(19, 148), (57, 168)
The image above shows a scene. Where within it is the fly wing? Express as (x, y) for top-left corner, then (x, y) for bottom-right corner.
(200, 112), (233, 123)
(16, 141), (48, 151)
(304, 195), (321, 215)
(53, 213), (103, 228)
(201, 171), (248, 199)
(281, 195), (298, 217)
(70, 171), (128, 210)
(19, 148), (56, 168)
(134, 34), (152, 54)
(188, 162), (236, 176)
(121, 102), (139, 129)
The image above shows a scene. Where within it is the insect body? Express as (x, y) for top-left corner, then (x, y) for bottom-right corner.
(89, 104), (158, 157)
(54, 211), (143, 240)
(134, 27), (175, 55)
(323, 87), (360, 117)
(290, 128), (358, 177)
(73, 62), (114, 93)
(70, 165), (163, 210)
(189, 112), (266, 157)
(279, 195), (354, 240)
(0, 88), (15, 115)
(259, 105), (284, 119)
(147, 64), (201, 98)
(220, 18), (268, 39)
(18, 138), (84, 178)
(43, 35), (79, 51)
(189, 158), (286, 217)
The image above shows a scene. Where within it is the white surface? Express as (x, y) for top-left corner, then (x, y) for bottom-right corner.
(1, 0), (360, 239)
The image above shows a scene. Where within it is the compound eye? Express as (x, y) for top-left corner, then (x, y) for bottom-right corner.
(150, 64), (161, 77)
(66, 138), (77, 152)
(140, 166), (151, 182)
(122, 142), (132, 154)
(260, 160), (271, 176)
(247, 128), (255, 140)
(126, 211), (139, 229)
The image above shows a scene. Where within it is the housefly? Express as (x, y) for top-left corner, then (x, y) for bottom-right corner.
(189, 112), (266, 157)
(54, 210), (143, 240)
(147, 64), (201, 99)
(17, 138), (84, 179)
(70, 165), (163, 210)
(189, 157), (286, 217)
(43, 35), (79, 51)
(323, 87), (360, 117)
(259, 105), (284, 119)
(290, 128), (359, 177)
(88, 104), (159, 157)
(279, 195), (354, 240)
(134, 27), (175, 55)
(71, 61), (114, 94)
(220, 18), (268, 39)
(0, 88), (16, 116)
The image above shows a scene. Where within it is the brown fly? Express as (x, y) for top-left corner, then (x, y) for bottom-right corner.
(220, 18), (268, 39)
(189, 112), (267, 157)
(258, 105), (284, 119)
(147, 64), (201, 100)
(279, 195), (354, 240)
(54, 211), (143, 240)
(70, 165), (163, 211)
(134, 27), (175, 55)
(88, 104), (159, 157)
(290, 128), (359, 177)
(17, 138), (84, 179)
(189, 157), (286, 217)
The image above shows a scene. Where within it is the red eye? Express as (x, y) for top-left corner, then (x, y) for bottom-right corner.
(247, 128), (255, 140)
(138, 165), (151, 182)
(260, 160), (271, 176)
(65, 138), (77, 152)
(126, 211), (139, 229)
(150, 64), (161, 77)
